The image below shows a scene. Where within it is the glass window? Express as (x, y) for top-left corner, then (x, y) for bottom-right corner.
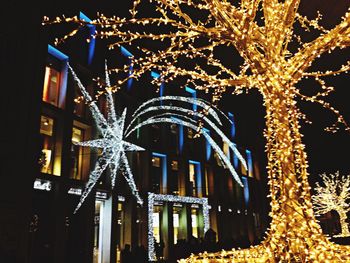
(151, 156), (161, 193)
(173, 210), (180, 244)
(153, 211), (160, 243)
(170, 161), (179, 195)
(223, 141), (230, 159)
(43, 45), (68, 108)
(189, 163), (196, 193)
(39, 116), (60, 175)
(191, 209), (199, 238)
(189, 161), (201, 197)
(70, 126), (85, 180)
(42, 66), (61, 107)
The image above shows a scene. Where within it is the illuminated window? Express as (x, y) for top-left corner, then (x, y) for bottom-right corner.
(152, 156), (161, 168)
(173, 210), (180, 244)
(187, 128), (194, 139)
(43, 66), (60, 106)
(39, 116), (60, 175)
(70, 126), (90, 180)
(42, 45), (68, 109)
(171, 160), (178, 171)
(223, 141), (230, 159)
(153, 211), (160, 243)
(191, 209), (199, 238)
(246, 150), (254, 178)
(189, 161), (202, 197)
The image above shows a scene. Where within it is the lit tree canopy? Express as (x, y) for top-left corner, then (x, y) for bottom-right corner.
(44, 0), (350, 262)
(312, 171), (350, 238)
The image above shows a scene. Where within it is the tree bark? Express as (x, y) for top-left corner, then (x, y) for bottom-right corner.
(335, 210), (350, 237)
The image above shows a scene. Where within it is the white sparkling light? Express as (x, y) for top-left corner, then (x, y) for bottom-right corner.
(69, 64), (144, 213)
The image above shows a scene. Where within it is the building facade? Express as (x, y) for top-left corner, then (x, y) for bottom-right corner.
(28, 11), (270, 263)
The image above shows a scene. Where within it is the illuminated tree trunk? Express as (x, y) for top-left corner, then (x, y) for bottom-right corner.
(261, 89), (330, 261)
(335, 210), (350, 237)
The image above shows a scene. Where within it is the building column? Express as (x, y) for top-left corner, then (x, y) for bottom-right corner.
(100, 195), (116, 263)
(161, 202), (173, 260)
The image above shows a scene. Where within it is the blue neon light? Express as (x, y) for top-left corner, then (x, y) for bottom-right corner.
(232, 143), (239, 169)
(121, 46), (133, 58)
(120, 46), (134, 90)
(79, 12), (96, 65)
(152, 152), (167, 193)
(189, 160), (202, 197)
(202, 128), (211, 160)
(241, 176), (249, 205)
(228, 112), (236, 139)
(185, 87), (197, 111)
(246, 149), (253, 178)
(48, 45), (68, 109)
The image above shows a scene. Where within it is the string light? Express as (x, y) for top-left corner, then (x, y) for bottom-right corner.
(44, 1), (350, 261)
(312, 171), (350, 238)
(69, 63), (144, 213)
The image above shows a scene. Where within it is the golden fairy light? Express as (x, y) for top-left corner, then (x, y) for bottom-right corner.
(43, 0), (350, 261)
(312, 171), (350, 238)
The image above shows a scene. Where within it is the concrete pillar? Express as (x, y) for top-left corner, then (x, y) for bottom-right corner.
(161, 202), (173, 259)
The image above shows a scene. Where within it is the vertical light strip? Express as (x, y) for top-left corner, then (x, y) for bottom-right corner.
(202, 128), (211, 161)
(228, 112), (236, 139)
(121, 46), (134, 90)
(79, 12), (96, 65)
(241, 176), (250, 206)
(246, 149), (253, 178)
(185, 86), (197, 111)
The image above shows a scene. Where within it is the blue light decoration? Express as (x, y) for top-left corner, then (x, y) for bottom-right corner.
(189, 160), (202, 197)
(48, 44), (68, 109)
(232, 143), (239, 169)
(241, 176), (250, 206)
(246, 149), (253, 178)
(121, 46), (134, 90)
(79, 12), (96, 65)
(185, 87), (197, 111)
(228, 112), (236, 139)
(202, 128), (211, 161)
(152, 152), (168, 193)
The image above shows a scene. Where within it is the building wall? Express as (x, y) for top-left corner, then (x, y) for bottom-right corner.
(22, 9), (270, 263)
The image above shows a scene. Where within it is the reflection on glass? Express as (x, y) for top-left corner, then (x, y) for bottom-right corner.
(43, 66), (61, 107)
(70, 126), (84, 179)
(39, 116), (55, 174)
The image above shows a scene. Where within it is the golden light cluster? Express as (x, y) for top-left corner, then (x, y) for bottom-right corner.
(312, 171), (350, 238)
(43, 0), (350, 261)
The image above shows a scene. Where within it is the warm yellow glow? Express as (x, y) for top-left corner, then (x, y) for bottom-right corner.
(312, 171), (350, 238)
(43, 0), (350, 261)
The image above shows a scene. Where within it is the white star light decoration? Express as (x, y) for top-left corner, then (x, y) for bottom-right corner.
(69, 63), (144, 213)
(69, 62), (247, 213)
